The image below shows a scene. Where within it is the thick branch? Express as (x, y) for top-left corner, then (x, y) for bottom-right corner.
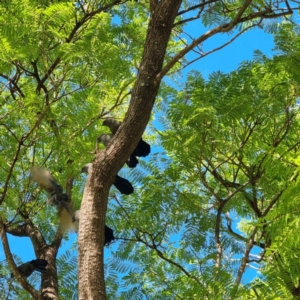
(24, 221), (47, 254)
(0, 218), (42, 300)
(5, 223), (28, 237)
(78, 0), (183, 299)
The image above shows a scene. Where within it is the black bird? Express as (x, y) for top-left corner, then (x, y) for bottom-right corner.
(72, 210), (115, 245)
(113, 175), (134, 195)
(82, 163), (134, 195)
(127, 154), (139, 168)
(11, 259), (48, 278)
(103, 118), (151, 158)
(97, 134), (139, 168)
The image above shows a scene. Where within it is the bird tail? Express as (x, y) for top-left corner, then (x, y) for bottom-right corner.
(126, 155), (139, 168)
(104, 225), (115, 245)
(58, 201), (76, 232)
(134, 139), (151, 157)
(31, 259), (48, 273)
(113, 175), (134, 195)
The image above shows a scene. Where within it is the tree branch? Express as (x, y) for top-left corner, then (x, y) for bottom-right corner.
(234, 227), (258, 286)
(78, 1), (183, 298)
(160, 8), (292, 79)
(0, 218), (43, 300)
(0, 137), (24, 205)
(177, 0), (219, 16)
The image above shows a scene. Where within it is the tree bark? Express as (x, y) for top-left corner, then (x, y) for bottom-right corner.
(78, 1), (183, 299)
(6, 220), (62, 299)
(0, 219), (43, 300)
(41, 245), (60, 300)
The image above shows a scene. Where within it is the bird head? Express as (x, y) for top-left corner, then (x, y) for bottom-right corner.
(81, 163), (92, 173)
(72, 210), (80, 223)
(97, 134), (113, 145)
(102, 118), (121, 134)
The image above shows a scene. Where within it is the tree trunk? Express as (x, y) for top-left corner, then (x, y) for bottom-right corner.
(78, 1), (183, 299)
(41, 245), (60, 300)
(4, 220), (62, 299)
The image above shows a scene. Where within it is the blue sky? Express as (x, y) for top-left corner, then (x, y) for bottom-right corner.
(0, 22), (276, 288)
(184, 27), (274, 78)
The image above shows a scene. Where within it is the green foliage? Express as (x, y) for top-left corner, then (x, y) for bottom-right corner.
(0, 0), (151, 298)
(1, 0), (300, 299)
(57, 250), (78, 298)
(105, 25), (300, 299)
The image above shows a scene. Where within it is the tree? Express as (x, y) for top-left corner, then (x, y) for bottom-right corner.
(103, 31), (300, 297)
(0, 0), (298, 299)
(153, 53), (300, 299)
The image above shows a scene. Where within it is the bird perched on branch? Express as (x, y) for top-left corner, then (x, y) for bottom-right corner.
(72, 210), (115, 245)
(31, 167), (75, 231)
(103, 117), (151, 158)
(82, 163), (134, 195)
(11, 259), (48, 278)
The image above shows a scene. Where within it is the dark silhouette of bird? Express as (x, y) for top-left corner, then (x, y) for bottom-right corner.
(72, 210), (115, 245)
(103, 117), (151, 158)
(102, 118), (121, 134)
(11, 259), (48, 278)
(113, 175), (134, 195)
(97, 134), (139, 168)
(81, 163), (134, 195)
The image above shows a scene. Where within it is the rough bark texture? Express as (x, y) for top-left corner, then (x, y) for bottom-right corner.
(40, 246), (60, 300)
(78, 1), (183, 299)
(0, 219), (43, 300)
(5, 220), (62, 299)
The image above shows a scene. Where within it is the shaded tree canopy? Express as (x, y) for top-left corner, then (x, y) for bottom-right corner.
(0, 0), (300, 299)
